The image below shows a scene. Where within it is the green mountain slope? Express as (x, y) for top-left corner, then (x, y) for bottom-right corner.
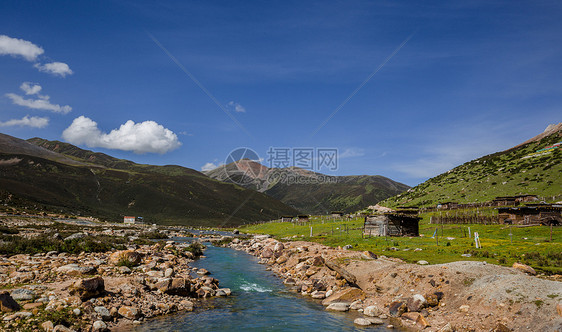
(0, 134), (298, 226)
(381, 123), (562, 208)
(205, 160), (409, 214)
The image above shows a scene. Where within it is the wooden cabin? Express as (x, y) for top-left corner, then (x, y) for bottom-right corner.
(281, 216), (294, 223)
(497, 205), (561, 225)
(363, 213), (420, 237)
(493, 195), (538, 207)
(331, 211), (344, 218)
(297, 215), (309, 223)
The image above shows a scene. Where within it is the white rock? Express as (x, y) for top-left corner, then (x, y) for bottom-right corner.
(354, 318), (371, 326)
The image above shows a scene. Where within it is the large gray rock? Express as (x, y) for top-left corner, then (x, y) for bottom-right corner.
(94, 306), (111, 321)
(363, 305), (383, 317)
(354, 318), (371, 326)
(10, 289), (36, 301)
(92, 320), (107, 332)
(326, 302), (350, 312)
(56, 264), (96, 276)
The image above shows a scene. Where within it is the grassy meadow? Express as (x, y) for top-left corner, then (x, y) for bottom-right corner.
(241, 214), (562, 274)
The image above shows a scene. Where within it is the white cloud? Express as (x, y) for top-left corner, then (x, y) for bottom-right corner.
(34, 62), (73, 77)
(6, 83), (72, 114)
(20, 82), (42, 95)
(227, 101), (246, 113)
(0, 35), (44, 61)
(339, 148), (365, 158)
(201, 162), (219, 171)
(0, 115), (49, 128)
(62, 116), (182, 154)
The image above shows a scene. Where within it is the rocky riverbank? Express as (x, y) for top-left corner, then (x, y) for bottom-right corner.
(227, 234), (562, 331)
(0, 219), (230, 331)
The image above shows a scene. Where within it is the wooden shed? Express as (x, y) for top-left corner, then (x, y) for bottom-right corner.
(331, 211), (344, 218)
(297, 215), (309, 223)
(363, 213), (420, 237)
(498, 205), (561, 225)
(493, 195), (538, 207)
(281, 216), (294, 223)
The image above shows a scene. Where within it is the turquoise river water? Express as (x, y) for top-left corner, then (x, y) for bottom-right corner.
(132, 242), (388, 331)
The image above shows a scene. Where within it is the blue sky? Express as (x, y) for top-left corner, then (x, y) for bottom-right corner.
(0, 1), (561, 186)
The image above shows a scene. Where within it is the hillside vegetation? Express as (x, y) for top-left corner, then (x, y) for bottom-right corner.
(0, 134), (298, 226)
(205, 160), (409, 214)
(381, 127), (562, 208)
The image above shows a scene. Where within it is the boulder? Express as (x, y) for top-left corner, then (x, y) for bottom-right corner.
(361, 251), (378, 260)
(108, 250), (142, 266)
(322, 287), (365, 306)
(512, 262), (536, 275)
(155, 278), (172, 293)
(216, 288), (231, 296)
(0, 292), (20, 312)
(10, 288), (36, 301)
(56, 264), (96, 276)
(41, 320), (54, 331)
(406, 294), (427, 312)
(326, 302), (350, 312)
(402, 312), (430, 329)
(363, 305), (384, 317)
(368, 317), (384, 325)
(354, 318), (372, 326)
(92, 320), (108, 331)
(94, 306), (111, 321)
(323, 259), (357, 286)
(118, 306), (140, 320)
(166, 278), (191, 296)
(69, 276), (105, 300)
(388, 300), (407, 317)
(261, 248), (274, 258)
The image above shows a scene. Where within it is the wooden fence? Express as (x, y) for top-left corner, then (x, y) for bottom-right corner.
(430, 215), (499, 225)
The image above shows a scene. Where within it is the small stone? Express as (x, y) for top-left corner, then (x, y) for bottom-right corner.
(118, 306), (140, 320)
(459, 304), (470, 312)
(490, 323), (510, 332)
(363, 305), (383, 317)
(69, 276), (105, 300)
(73, 308), (81, 316)
(557, 302), (562, 316)
(512, 262), (536, 275)
(180, 300), (194, 311)
(41, 320), (54, 331)
(94, 306), (111, 321)
(350, 300), (363, 310)
(164, 268), (174, 278)
(388, 300), (407, 317)
(118, 266), (132, 274)
(407, 294), (427, 312)
(354, 318), (371, 326)
(92, 320), (107, 331)
(417, 260), (429, 265)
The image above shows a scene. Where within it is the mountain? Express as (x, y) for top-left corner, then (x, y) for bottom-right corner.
(0, 134), (299, 226)
(380, 123), (562, 208)
(205, 159), (410, 214)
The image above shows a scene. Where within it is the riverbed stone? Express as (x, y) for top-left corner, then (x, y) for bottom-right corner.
(407, 294), (427, 312)
(10, 288), (36, 301)
(94, 306), (111, 321)
(109, 250), (142, 266)
(354, 318), (371, 326)
(118, 306), (140, 320)
(326, 302), (350, 312)
(388, 300), (407, 317)
(56, 264), (96, 276)
(512, 262), (536, 275)
(92, 320), (107, 332)
(69, 276), (105, 300)
(322, 287), (365, 305)
(363, 305), (384, 317)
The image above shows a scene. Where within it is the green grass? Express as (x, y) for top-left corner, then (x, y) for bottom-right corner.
(380, 132), (562, 208)
(241, 215), (562, 274)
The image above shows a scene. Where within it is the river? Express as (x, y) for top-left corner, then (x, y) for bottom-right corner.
(132, 242), (388, 331)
